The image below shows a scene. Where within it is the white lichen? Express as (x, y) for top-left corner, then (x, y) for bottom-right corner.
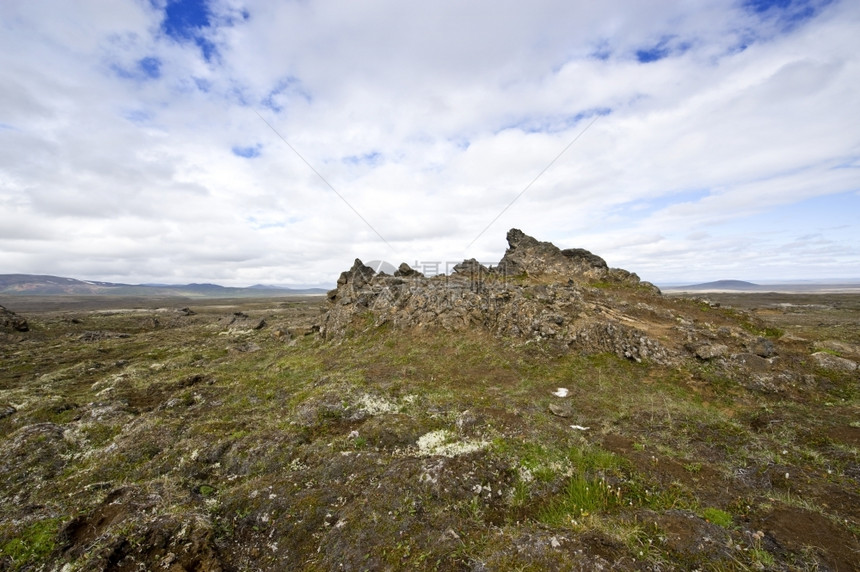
(416, 429), (487, 457)
(356, 394), (399, 415)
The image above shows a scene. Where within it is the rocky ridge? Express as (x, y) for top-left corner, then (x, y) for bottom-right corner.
(319, 229), (845, 388)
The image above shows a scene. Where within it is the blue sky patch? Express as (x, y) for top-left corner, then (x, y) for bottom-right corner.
(635, 36), (690, 64)
(162, 0), (210, 40)
(193, 77), (211, 93)
(343, 151), (383, 165)
(232, 144), (262, 158)
(122, 109), (152, 123)
(742, 0), (832, 32)
(139, 57), (161, 79)
(589, 40), (612, 61)
(502, 107), (612, 134)
(263, 77), (312, 113)
(161, 0), (218, 60)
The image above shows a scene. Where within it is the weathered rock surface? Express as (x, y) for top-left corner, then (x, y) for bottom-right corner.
(811, 351), (858, 372)
(317, 230), (813, 388)
(319, 230), (677, 364)
(0, 304), (28, 332)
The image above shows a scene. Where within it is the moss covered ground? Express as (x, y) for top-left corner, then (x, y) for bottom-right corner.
(0, 294), (858, 570)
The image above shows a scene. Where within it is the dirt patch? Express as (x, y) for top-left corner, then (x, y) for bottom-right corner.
(826, 425), (860, 448)
(752, 505), (860, 570)
(601, 434), (732, 507)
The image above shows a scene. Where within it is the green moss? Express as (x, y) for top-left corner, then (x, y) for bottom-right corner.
(701, 507), (733, 528)
(1, 518), (62, 569)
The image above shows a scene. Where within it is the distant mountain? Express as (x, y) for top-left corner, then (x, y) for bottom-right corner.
(0, 274), (328, 297)
(663, 279), (860, 293)
(674, 280), (761, 291)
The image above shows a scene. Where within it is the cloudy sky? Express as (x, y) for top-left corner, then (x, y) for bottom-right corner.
(1, 0), (858, 287)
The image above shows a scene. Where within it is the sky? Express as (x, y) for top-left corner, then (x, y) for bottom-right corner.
(1, 0), (858, 287)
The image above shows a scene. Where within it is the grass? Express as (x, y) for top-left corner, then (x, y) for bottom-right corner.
(2, 293), (859, 570)
(701, 507), (734, 528)
(537, 475), (623, 525)
(0, 518), (62, 570)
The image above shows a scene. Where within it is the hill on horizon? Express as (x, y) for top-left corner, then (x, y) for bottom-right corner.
(672, 279), (761, 291)
(0, 274), (327, 297)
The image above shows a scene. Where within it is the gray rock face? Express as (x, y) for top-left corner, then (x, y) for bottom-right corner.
(692, 343), (729, 360)
(811, 352), (858, 372)
(749, 337), (776, 358)
(497, 228), (616, 281)
(328, 259), (378, 303)
(318, 230), (676, 365)
(0, 304), (28, 332)
(394, 262), (423, 278)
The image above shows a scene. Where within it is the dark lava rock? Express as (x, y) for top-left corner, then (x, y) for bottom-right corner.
(0, 304), (29, 332)
(497, 228), (612, 280)
(0, 403), (16, 420)
(733, 353), (771, 373)
(394, 262), (423, 278)
(452, 258), (488, 275)
(328, 258), (377, 302)
(749, 336), (776, 358)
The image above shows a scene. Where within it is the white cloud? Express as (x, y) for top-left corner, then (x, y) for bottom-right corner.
(0, 0), (858, 286)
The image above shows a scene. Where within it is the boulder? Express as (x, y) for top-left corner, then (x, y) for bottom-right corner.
(692, 343), (728, 360)
(452, 258), (488, 275)
(394, 262), (423, 278)
(811, 352), (857, 372)
(749, 337), (776, 358)
(497, 228), (611, 281)
(0, 304), (29, 332)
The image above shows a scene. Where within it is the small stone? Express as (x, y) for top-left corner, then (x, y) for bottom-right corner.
(694, 344), (728, 360)
(549, 403), (574, 418)
(0, 404), (16, 420)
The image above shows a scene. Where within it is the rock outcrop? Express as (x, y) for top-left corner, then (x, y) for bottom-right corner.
(319, 229), (673, 364)
(316, 229), (823, 392)
(0, 304), (29, 332)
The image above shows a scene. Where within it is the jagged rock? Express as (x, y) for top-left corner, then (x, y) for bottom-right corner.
(0, 404), (16, 420)
(811, 352), (857, 372)
(227, 314), (266, 330)
(394, 262), (423, 278)
(749, 337), (776, 358)
(328, 259), (377, 302)
(318, 230), (677, 365)
(497, 228), (613, 281)
(561, 248), (608, 270)
(452, 258), (488, 275)
(0, 304), (29, 332)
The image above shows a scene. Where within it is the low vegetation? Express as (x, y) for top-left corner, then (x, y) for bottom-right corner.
(0, 291), (858, 570)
